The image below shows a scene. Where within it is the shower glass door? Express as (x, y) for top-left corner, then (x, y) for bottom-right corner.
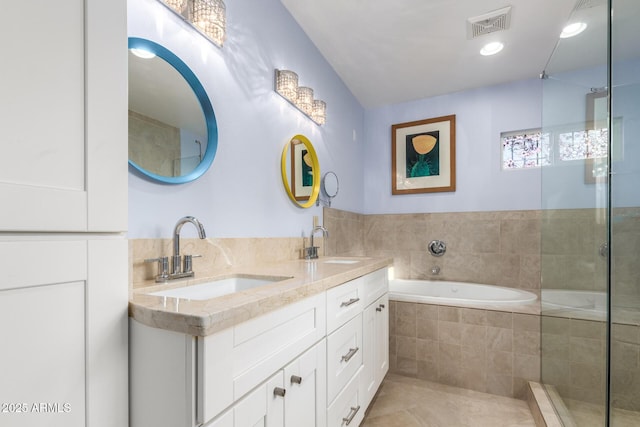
(541, 0), (640, 425)
(609, 0), (640, 425)
(540, 0), (609, 425)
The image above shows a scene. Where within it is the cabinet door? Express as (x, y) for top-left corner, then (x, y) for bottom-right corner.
(361, 300), (378, 407)
(0, 0), (127, 232)
(361, 294), (389, 408)
(283, 340), (327, 427)
(234, 372), (284, 427)
(375, 294), (390, 384)
(0, 239), (127, 427)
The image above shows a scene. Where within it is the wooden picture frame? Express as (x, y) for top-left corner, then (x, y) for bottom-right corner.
(392, 115), (456, 194)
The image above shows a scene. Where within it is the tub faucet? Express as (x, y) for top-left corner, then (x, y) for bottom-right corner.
(172, 216), (207, 276)
(304, 225), (328, 259)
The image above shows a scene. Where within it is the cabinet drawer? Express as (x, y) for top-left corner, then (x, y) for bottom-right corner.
(361, 268), (388, 307)
(327, 314), (362, 404)
(327, 367), (364, 427)
(198, 293), (326, 424)
(326, 276), (364, 333)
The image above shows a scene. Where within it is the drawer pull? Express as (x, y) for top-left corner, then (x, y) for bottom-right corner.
(342, 405), (361, 425)
(341, 347), (359, 363)
(290, 375), (302, 385)
(340, 297), (360, 307)
(273, 387), (286, 397)
(376, 307), (382, 312)
(379, 303), (386, 309)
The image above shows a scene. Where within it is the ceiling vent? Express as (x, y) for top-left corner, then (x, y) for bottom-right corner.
(467, 6), (512, 39)
(574, 0), (606, 10)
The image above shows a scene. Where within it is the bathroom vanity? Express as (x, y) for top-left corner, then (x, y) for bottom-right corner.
(129, 257), (391, 427)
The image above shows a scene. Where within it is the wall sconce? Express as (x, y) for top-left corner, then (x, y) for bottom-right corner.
(159, 0), (226, 47)
(275, 69), (326, 125)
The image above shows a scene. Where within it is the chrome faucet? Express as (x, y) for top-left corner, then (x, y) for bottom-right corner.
(172, 216), (206, 276)
(304, 225), (328, 259)
(145, 215), (207, 282)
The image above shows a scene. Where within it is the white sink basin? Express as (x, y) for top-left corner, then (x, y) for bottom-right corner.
(148, 276), (289, 300)
(323, 259), (360, 264)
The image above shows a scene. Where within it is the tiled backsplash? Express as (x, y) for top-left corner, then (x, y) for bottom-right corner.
(129, 237), (321, 288)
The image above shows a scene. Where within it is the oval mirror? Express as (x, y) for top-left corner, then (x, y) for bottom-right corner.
(281, 135), (320, 208)
(128, 37), (218, 184)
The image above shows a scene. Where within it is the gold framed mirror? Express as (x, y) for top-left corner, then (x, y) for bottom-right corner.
(281, 135), (320, 208)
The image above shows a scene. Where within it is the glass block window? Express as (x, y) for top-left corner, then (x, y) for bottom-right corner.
(558, 128), (609, 161)
(501, 129), (551, 169)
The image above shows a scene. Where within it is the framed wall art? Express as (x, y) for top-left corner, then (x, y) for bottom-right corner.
(392, 114), (456, 194)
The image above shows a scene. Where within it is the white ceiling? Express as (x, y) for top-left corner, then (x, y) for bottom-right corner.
(279, 0), (602, 108)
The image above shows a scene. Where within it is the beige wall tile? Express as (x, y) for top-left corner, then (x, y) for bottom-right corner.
(397, 336), (417, 360)
(487, 311), (513, 329)
(460, 308), (487, 325)
(438, 321), (462, 345)
(416, 318), (438, 340)
(487, 327), (513, 352)
(438, 306), (461, 322)
(513, 314), (539, 332)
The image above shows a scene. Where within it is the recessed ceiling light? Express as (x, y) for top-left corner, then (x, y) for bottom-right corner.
(130, 48), (156, 59)
(560, 22), (587, 38)
(480, 41), (504, 56)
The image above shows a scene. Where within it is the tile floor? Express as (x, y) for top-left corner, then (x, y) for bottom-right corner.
(361, 373), (536, 427)
(563, 399), (640, 427)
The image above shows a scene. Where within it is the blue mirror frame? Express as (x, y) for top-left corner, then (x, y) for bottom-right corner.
(128, 37), (218, 184)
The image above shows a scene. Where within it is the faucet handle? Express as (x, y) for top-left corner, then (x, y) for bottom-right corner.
(183, 254), (202, 274)
(145, 257), (169, 281)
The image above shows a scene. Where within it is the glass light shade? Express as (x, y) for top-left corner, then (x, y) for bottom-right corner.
(164, 0), (187, 14)
(296, 87), (314, 116)
(275, 70), (299, 102)
(189, 0), (226, 46)
(312, 100), (326, 125)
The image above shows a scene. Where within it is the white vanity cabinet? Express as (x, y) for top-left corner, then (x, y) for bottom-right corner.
(131, 292), (326, 427)
(130, 266), (389, 427)
(325, 268), (388, 426)
(206, 339), (327, 427)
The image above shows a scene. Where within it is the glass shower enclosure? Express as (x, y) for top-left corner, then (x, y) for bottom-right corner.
(540, 0), (640, 425)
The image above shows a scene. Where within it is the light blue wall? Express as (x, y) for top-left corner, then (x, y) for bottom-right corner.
(363, 79), (543, 214)
(128, 0), (365, 239)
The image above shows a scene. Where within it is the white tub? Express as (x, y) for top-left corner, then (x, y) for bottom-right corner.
(541, 289), (606, 320)
(389, 279), (537, 306)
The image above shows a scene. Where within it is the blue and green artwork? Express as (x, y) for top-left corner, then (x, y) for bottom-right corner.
(406, 131), (439, 178)
(301, 149), (313, 186)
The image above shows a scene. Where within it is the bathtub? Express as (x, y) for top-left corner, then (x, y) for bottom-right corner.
(541, 289), (606, 320)
(389, 279), (537, 307)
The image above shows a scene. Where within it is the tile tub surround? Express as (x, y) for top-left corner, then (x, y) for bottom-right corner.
(129, 255), (392, 336)
(389, 300), (541, 399)
(325, 207), (541, 295)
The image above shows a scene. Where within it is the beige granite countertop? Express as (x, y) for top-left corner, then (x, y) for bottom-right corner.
(129, 256), (393, 336)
